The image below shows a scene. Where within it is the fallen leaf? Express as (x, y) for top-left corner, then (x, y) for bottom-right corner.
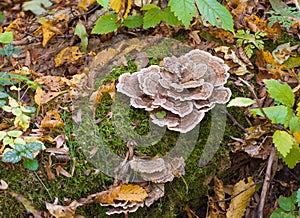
(214, 176), (226, 211)
(226, 177), (256, 218)
(34, 87), (64, 105)
(35, 76), (68, 91)
(41, 110), (64, 128)
(78, 0), (96, 11)
(56, 165), (72, 177)
(9, 192), (44, 218)
(55, 46), (83, 67)
(0, 179), (8, 190)
(90, 82), (116, 106)
(41, 20), (64, 47)
(46, 200), (82, 218)
(110, 0), (132, 20)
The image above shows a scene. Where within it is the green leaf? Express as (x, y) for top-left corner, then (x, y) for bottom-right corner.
(297, 188), (300, 207)
(7, 130), (23, 138)
(20, 149), (34, 160)
(3, 136), (14, 146)
(0, 12), (4, 23)
(264, 79), (294, 107)
(12, 108), (22, 116)
(0, 91), (9, 99)
(2, 150), (21, 163)
(0, 32), (13, 44)
(168, 0), (197, 27)
(227, 97), (255, 107)
(280, 145), (300, 169)
(14, 137), (26, 145)
(0, 131), (7, 141)
(249, 105), (288, 125)
(97, 0), (109, 9)
(2, 105), (12, 112)
(25, 142), (43, 152)
(278, 195), (295, 212)
(8, 97), (19, 108)
(22, 0), (52, 15)
(163, 7), (183, 26)
(156, 111), (167, 119)
(21, 106), (36, 114)
(14, 113), (30, 131)
(124, 14), (143, 28)
(23, 159), (39, 170)
(75, 23), (88, 52)
(273, 130), (295, 157)
(92, 14), (121, 34)
(270, 209), (292, 218)
(195, 0), (234, 32)
(289, 116), (300, 133)
(0, 100), (6, 107)
(14, 144), (25, 152)
(141, 4), (160, 10)
(143, 7), (163, 29)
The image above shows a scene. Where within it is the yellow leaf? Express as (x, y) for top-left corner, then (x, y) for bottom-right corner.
(34, 87), (62, 105)
(226, 177), (255, 218)
(214, 176), (226, 211)
(78, 0), (96, 11)
(110, 0), (132, 19)
(293, 131), (300, 144)
(91, 82), (116, 106)
(55, 46), (83, 67)
(41, 110), (64, 128)
(115, 184), (148, 202)
(41, 21), (56, 47)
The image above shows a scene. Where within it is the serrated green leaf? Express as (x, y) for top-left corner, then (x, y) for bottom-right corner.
(195, 0), (234, 32)
(280, 145), (300, 169)
(278, 195), (296, 211)
(25, 142), (43, 152)
(23, 159), (39, 170)
(169, 0), (196, 27)
(22, 0), (52, 15)
(97, 0), (109, 9)
(92, 14), (121, 34)
(264, 79), (294, 107)
(141, 4), (160, 10)
(124, 14), (143, 28)
(2, 150), (21, 163)
(289, 116), (300, 133)
(75, 23), (88, 52)
(143, 7), (163, 29)
(270, 209), (293, 218)
(249, 105), (288, 125)
(227, 97), (255, 107)
(0, 91), (9, 99)
(0, 32), (13, 44)
(273, 130), (295, 157)
(7, 130), (23, 138)
(0, 131), (7, 141)
(163, 7), (183, 26)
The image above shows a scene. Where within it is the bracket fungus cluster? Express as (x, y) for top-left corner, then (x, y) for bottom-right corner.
(116, 49), (231, 133)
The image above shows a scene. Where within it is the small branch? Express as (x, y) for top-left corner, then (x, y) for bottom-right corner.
(223, 109), (248, 133)
(294, 0), (300, 12)
(257, 147), (277, 218)
(34, 172), (53, 200)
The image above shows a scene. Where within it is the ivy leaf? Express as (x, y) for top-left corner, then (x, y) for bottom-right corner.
(25, 142), (43, 153)
(75, 23), (88, 52)
(280, 145), (300, 169)
(2, 150), (21, 163)
(22, 0), (53, 15)
(168, 0), (197, 27)
(163, 7), (183, 26)
(124, 14), (143, 28)
(264, 79), (294, 107)
(92, 14), (121, 34)
(227, 97), (255, 107)
(273, 130), (295, 157)
(143, 7), (163, 29)
(0, 32), (13, 44)
(23, 159), (39, 171)
(97, 0), (109, 9)
(249, 105), (288, 125)
(195, 0), (234, 32)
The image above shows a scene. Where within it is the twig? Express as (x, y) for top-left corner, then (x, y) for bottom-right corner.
(238, 78), (270, 121)
(257, 147), (277, 218)
(209, 180), (262, 203)
(294, 0), (300, 12)
(34, 172), (53, 200)
(223, 109), (248, 133)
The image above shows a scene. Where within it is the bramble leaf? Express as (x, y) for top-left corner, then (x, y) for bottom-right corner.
(264, 79), (294, 107)
(23, 159), (39, 171)
(196, 0), (234, 32)
(124, 14), (143, 28)
(169, 0), (196, 27)
(249, 105), (288, 125)
(289, 116), (300, 133)
(163, 7), (183, 26)
(227, 97), (255, 107)
(280, 145), (300, 169)
(92, 14), (121, 34)
(2, 150), (21, 163)
(273, 130), (295, 157)
(143, 7), (163, 29)
(278, 195), (295, 211)
(97, 0), (109, 9)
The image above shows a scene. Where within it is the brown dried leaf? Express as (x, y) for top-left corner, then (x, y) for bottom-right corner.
(41, 110), (64, 128)
(226, 177), (256, 218)
(91, 82), (116, 106)
(56, 165), (72, 178)
(78, 0), (96, 11)
(42, 21), (64, 47)
(214, 176), (226, 211)
(0, 179), (8, 190)
(46, 200), (82, 218)
(55, 46), (83, 67)
(34, 87), (63, 105)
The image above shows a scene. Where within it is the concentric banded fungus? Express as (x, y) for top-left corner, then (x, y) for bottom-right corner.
(116, 49), (231, 133)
